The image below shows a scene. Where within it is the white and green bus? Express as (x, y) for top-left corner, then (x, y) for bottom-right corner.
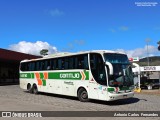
(20, 50), (134, 102)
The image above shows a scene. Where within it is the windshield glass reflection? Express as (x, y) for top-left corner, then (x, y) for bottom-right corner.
(104, 53), (134, 87)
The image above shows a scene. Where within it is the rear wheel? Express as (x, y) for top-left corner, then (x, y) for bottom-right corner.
(78, 88), (89, 102)
(33, 84), (38, 94)
(27, 84), (33, 93)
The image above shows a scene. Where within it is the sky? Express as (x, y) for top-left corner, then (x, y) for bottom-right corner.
(0, 0), (160, 58)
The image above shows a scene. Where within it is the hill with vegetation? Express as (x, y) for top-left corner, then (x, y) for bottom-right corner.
(133, 56), (160, 66)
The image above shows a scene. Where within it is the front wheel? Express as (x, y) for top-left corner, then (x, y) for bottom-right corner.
(78, 88), (89, 102)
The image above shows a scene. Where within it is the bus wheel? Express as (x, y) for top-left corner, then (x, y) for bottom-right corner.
(33, 84), (38, 94)
(78, 88), (89, 102)
(27, 84), (33, 93)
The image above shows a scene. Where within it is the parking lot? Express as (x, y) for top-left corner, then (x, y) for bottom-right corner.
(0, 85), (160, 120)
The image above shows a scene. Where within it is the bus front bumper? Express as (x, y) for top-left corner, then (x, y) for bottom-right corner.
(107, 92), (134, 101)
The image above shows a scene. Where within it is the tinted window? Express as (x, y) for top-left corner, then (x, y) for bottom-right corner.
(20, 63), (28, 71)
(20, 54), (89, 71)
(104, 53), (129, 64)
(68, 57), (74, 69)
(90, 53), (106, 85)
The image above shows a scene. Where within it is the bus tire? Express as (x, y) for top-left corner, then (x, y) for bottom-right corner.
(33, 84), (38, 94)
(78, 88), (89, 102)
(27, 83), (33, 93)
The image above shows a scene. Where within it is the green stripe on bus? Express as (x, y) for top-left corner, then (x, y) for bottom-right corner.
(20, 71), (89, 80)
(84, 71), (89, 80)
(119, 87), (129, 90)
(48, 72), (82, 80)
(20, 73), (34, 79)
(31, 73), (34, 78)
(107, 88), (114, 92)
(48, 71), (89, 80)
(40, 73), (44, 79)
(42, 79), (46, 86)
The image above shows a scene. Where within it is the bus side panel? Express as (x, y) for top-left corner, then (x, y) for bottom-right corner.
(20, 78), (27, 90)
(46, 80), (55, 93)
(35, 79), (62, 95)
(20, 72), (35, 90)
(62, 80), (75, 96)
(75, 81), (89, 96)
(87, 71), (99, 100)
(87, 71), (109, 101)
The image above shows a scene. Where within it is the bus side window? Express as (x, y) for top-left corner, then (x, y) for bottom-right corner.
(44, 60), (51, 70)
(68, 57), (74, 69)
(21, 63), (27, 71)
(90, 60), (95, 69)
(64, 58), (69, 69)
(78, 55), (83, 69)
(24, 63), (28, 71)
(26, 63), (29, 71)
(52, 59), (57, 70)
(90, 55), (96, 70)
(39, 61), (44, 71)
(28, 62), (35, 71)
(68, 54), (88, 70)
(61, 58), (65, 69)
(90, 53), (106, 85)
(75, 57), (78, 69)
(84, 55), (89, 69)
(50, 59), (53, 70)
(36, 61), (40, 71)
(31, 62), (35, 71)
(28, 63), (31, 71)
(44, 61), (48, 70)
(58, 59), (62, 70)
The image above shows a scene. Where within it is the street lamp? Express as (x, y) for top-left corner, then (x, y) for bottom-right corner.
(145, 38), (150, 66)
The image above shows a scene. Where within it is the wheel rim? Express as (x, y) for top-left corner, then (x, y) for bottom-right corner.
(34, 88), (36, 93)
(33, 86), (38, 94)
(81, 91), (87, 99)
(27, 85), (31, 91)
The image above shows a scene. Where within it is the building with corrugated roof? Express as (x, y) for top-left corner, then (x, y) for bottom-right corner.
(0, 48), (41, 85)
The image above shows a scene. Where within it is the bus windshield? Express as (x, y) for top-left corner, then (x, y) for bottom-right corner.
(104, 53), (134, 87)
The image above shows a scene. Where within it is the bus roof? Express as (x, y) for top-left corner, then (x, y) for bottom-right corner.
(21, 50), (126, 62)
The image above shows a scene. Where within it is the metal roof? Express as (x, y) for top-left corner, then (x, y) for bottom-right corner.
(0, 48), (41, 61)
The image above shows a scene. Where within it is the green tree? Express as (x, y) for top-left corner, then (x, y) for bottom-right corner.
(40, 49), (48, 56)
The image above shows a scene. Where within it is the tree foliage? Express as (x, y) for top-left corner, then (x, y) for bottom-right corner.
(40, 49), (48, 56)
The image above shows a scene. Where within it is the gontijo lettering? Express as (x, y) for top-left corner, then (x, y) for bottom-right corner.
(60, 73), (80, 78)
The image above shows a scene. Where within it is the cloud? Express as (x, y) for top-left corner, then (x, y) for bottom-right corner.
(154, 27), (160, 31)
(49, 9), (64, 17)
(9, 41), (57, 56)
(115, 45), (158, 58)
(119, 26), (129, 31)
(108, 29), (116, 33)
(61, 40), (85, 52)
(74, 40), (85, 45)
(109, 26), (129, 33)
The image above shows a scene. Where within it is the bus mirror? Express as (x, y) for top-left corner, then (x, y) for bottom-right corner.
(105, 62), (113, 75)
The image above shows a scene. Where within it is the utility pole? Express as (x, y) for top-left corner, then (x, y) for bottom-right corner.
(145, 38), (150, 66)
(157, 41), (160, 89)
